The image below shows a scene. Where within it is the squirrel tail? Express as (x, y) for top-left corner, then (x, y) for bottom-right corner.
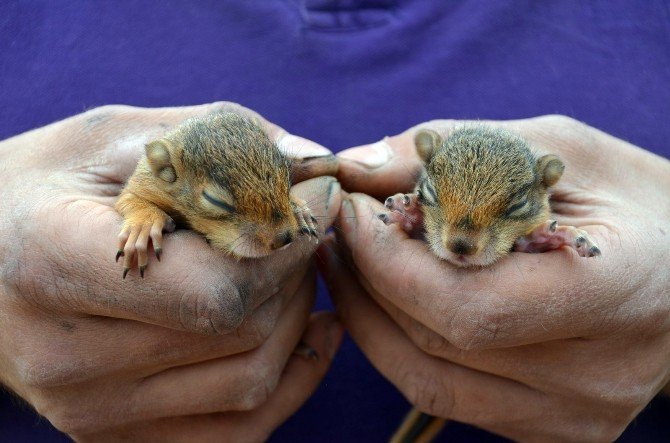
(389, 408), (447, 443)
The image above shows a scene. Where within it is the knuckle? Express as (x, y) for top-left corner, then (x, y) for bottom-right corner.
(31, 395), (98, 435)
(178, 279), (246, 334)
(407, 318), (451, 356)
(397, 363), (454, 417)
(580, 419), (628, 443)
(208, 101), (244, 115)
(80, 104), (131, 124)
(448, 299), (509, 350)
(47, 409), (97, 435)
(420, 119), (457, 136)
(595, 381), (650, 414)
(19, 355), (90, 389)
(536, 114), (582, 131)
(235, 367), (276, 411)
(238, 316), (274, 348)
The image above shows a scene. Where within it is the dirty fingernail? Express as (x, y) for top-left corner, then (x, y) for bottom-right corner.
(338, 139), (393, 168)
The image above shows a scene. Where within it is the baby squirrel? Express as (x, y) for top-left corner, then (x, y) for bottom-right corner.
(115, 112), (318, 278)
(382, 126), (601, 443)
(381, 125), (601, 267)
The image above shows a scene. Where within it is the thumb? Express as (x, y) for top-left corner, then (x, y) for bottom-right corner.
(336, 121), (462, 198)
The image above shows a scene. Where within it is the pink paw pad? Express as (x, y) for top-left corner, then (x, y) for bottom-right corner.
(377, 193), (424, 235)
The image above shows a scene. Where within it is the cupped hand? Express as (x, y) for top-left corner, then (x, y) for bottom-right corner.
(0, 102), (343, 441)
(324, 116), (670, 441)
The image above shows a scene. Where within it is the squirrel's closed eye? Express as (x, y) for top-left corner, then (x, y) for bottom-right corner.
(202, 191), (235, 213)
(505, 199), (529, 217)
(417, 179), (438, 206)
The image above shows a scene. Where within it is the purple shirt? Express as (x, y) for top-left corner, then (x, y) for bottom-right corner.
(1, 1), (668, 442)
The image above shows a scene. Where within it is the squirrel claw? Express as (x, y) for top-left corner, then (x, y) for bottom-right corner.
(293, 200), (319, 243)
(116, 209), (172, 280)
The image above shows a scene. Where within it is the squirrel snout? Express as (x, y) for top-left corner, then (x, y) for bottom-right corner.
(448, 237), (476, 256)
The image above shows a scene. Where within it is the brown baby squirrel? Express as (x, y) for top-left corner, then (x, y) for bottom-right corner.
(381, 125), (600, 267)
(382, 126), (601, 443)
(115, 112), (318, 278)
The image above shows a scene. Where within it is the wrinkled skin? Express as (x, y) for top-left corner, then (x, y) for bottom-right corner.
(325, 116), (670, 441)
(0, 102), (343, 442)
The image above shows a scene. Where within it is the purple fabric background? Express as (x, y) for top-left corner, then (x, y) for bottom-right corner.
(1, 1), (669, 442)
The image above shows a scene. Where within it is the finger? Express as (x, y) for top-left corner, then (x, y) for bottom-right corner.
(126, 275), (317, 422)
(64, 102), (335, 185)
(335, 117), (615, 199)
(319, 239), (554, 440)
(339, 193), (616, 350)
(276, 133), (338, 184)
(238, 311), (343, 434)
(363, 279), (664, 402)
(337, 133), (424, 199)
(206, 103), (339, 183)
(64, 103), (244, 183)
(35, 176), (340, 334)
(336, 120), (477, 198)
(82, 313), (343, 443)
(46, 274), (304, 387)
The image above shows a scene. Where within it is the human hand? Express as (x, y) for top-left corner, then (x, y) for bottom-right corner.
(323, 116), (670, 440)
(0, 102), (343, 441)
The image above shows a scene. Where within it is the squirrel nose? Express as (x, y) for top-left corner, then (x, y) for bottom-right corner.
(449, 238), (475, 255)
(271, 230), (294, 250)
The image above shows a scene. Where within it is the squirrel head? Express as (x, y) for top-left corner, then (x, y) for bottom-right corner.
(145, 112), (299, 258)
(414, 126), (564, 267)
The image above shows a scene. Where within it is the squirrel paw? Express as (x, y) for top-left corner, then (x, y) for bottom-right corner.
(116, 212), (176, 279)
(292, 198), (319, 243)
(514, 220), (601, 258)
(378, 193), (424, 235)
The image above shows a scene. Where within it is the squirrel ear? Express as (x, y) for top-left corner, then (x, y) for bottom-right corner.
(536, 154), (565, 188)
(414, 129), (442, 163)
(145, 139), (177, 183)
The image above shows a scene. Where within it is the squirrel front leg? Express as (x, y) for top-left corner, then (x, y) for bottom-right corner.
(115, 191), (176, 278)
(378, 193), (425, 236)
(290, 195), (319, 240)
(514, 220), (601, 258)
